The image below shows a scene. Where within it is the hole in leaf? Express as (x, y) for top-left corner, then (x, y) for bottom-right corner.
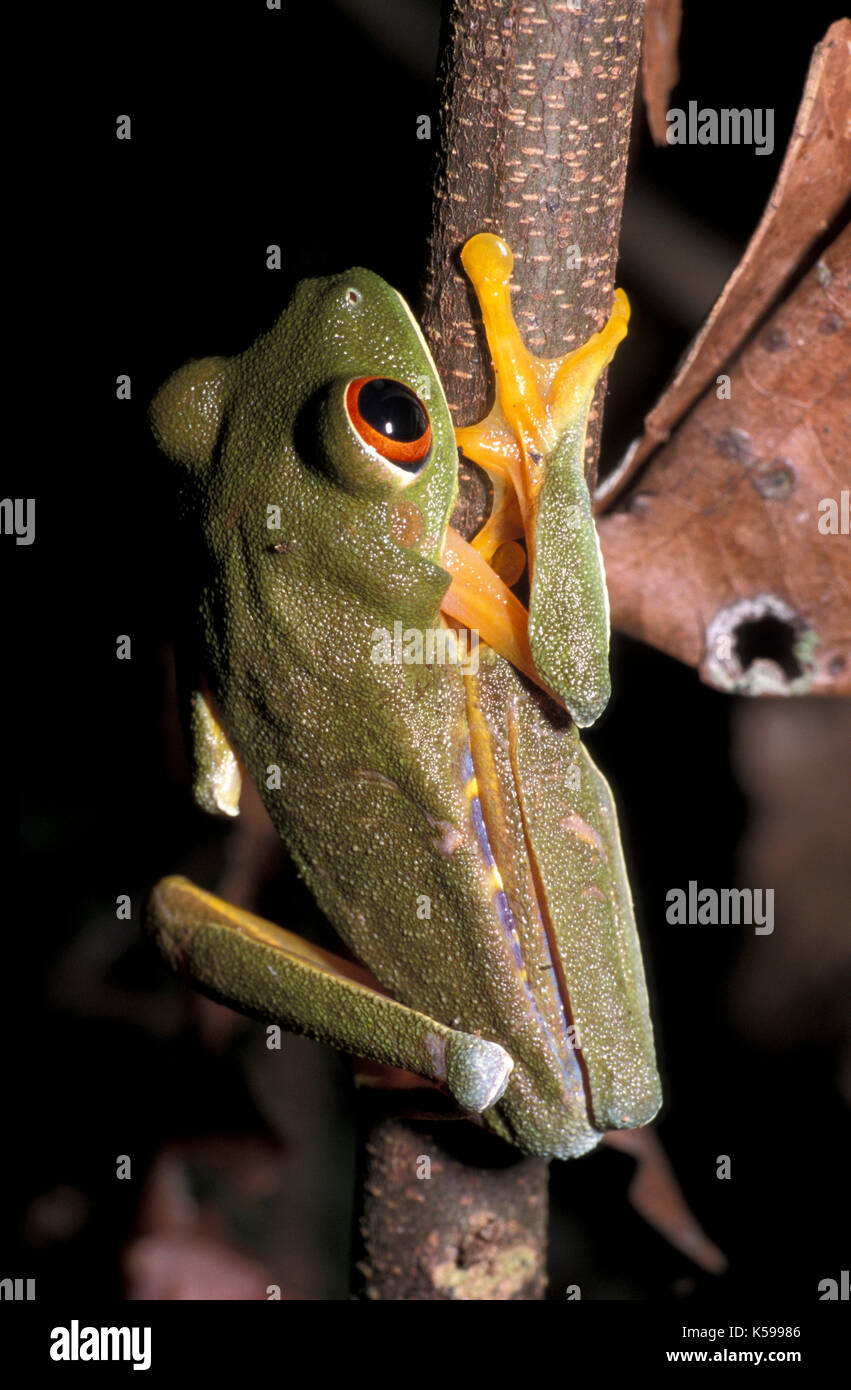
(733, 615), (802, 680)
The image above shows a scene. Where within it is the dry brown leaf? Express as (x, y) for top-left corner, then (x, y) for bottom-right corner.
(604, 1127), (728, 1275)
(641, 0), (682, 145)
(600, 19), (851, 510)
(598, 222), (851, 695)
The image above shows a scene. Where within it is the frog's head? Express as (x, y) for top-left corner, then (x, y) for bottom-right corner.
(149, 269), (459, 649)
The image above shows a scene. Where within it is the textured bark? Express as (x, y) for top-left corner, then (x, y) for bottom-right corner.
(354, 0), (645, 1301)
(354, 1102), (549, 1301)
(421, 0), (645, 537)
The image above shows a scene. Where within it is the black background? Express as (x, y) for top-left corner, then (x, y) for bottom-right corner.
(4, 0), (848, 1309)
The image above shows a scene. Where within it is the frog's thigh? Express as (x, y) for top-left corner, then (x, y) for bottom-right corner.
(147, 875), (514, 1115)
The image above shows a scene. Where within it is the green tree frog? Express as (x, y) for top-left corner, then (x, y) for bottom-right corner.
(147, 233), (661, 1160)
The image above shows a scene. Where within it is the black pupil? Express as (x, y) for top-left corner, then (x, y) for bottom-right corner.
(358, 379), (427, 442)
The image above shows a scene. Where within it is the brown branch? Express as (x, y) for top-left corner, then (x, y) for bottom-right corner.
(354, 1100), (549, 1301)
(422, 0), (644, 536)
(353, 0), (645, 1301)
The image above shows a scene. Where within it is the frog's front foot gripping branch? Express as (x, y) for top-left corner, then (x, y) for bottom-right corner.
(441, 232), (629, 728)
(146, 875), (514, 1116)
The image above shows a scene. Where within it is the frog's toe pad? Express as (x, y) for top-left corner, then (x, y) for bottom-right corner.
(444, 1035), (514, 1113)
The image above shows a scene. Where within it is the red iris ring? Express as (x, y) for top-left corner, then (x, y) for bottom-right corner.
(345, 377), (432, 465)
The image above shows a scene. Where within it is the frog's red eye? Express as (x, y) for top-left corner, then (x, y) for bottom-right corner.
(345, 377), (432, 469)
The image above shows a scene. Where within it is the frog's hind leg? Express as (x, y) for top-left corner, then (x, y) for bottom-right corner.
(146, 875), (514, 1116)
